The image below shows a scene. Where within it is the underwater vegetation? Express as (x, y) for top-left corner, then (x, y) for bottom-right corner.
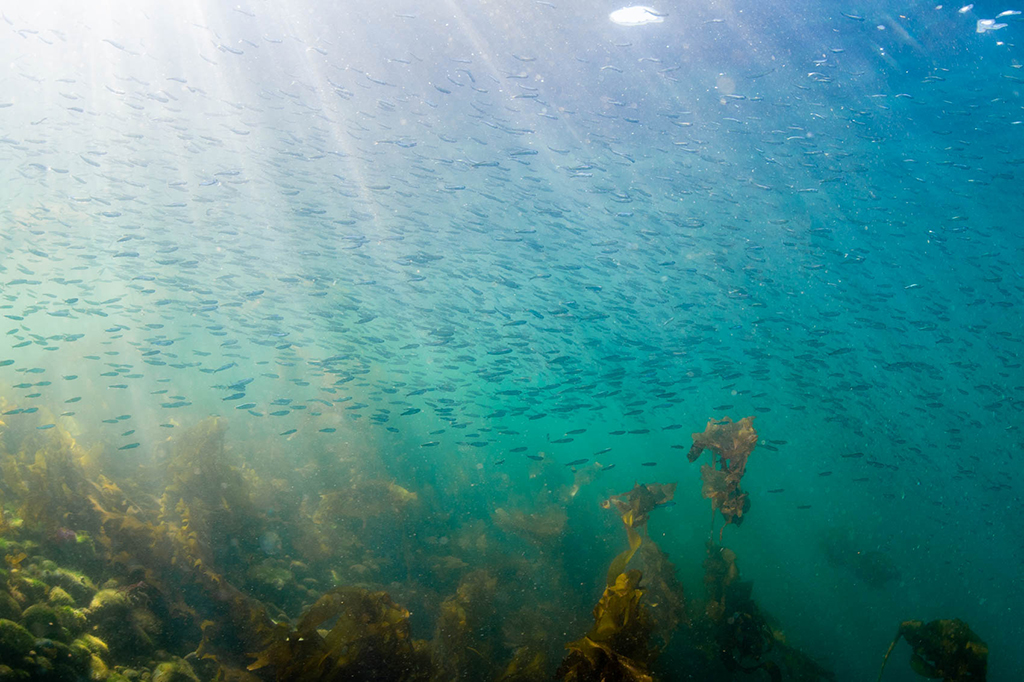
(876, 619), (988, 682)
(0, 406), (988, 681)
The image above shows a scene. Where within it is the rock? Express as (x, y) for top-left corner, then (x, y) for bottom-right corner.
(0, 664), (29, 681)
(88, 589), (128, 614)
(89, 652), (109, 680)
(0, 592), (21, 621)
(11, 577), (48, 603)
(86, 590), (156, 660)
(0, 619), (35, 659)
(54, 605), (87, 636)
(48, 586), (75, 607)
(74, 633), (110, 656)
(46, 569), (97, 606)
(151, 660), (200, 682)
(21, 604), (68, 641)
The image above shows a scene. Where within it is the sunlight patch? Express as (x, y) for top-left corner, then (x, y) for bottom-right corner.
(609, 6), (665, 27)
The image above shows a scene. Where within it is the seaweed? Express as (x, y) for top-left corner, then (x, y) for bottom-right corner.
(876, 619), (988, 682)
(636, 540), (687, 652)
(702, 542), (740, 624)
(496, 646), (548, 682)
(431, 569), (503, 681)
(601, 483), (676, 585)
(700, 542), (780, 680)
(247, 586), (432, 681)
(554, 483), (680, 682)
(492, 503), (567, 544)
(7, 425), (101, 539)
(602, 483), (677, 530)
(555, 569), (654, 682)
(157, 417), (264, 573)
(696, 542), (834, 682)
(688, 417), (758, 534)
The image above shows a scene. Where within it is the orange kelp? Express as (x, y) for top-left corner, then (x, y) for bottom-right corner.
(876, 619), (988, 682)
(688, 417), (758, 533)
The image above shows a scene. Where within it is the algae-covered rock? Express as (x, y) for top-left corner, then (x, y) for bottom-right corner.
(0, 592), (21, 621)
(151, 659), (200, 682)
(0, 618), (34, 659)
(11, 576), (48, 603)
(89, 653), (109, 680)
(0, 664), (28, 681)
(246, 560), (293, 591)
(86, 589), (157, 660)
(74, 633), (110, 656)
(54, 604), (87, 636)
(31, 636), (93, 681)
(48, 586), (75, 607)
(44, 568), (96, 606)
(88, 589), (128, 614)
(21, 603), (68, 641)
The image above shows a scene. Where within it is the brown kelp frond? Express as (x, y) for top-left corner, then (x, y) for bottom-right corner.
(431, 569), (503, 681)
(12, 425), (100, 537)
(701, 542), (740, 624)
(637, 540), (687, 650)
(496, 645), (549, 682)
(556, 570), (654, 682)
(688, 416), (758, 473)
(877, 619), (987, 682)
(602, 483), (677, 530)
(601, 482), (677, 586)
(688, 417), (757, 531)
(248, 586), (432, 682)
(492, 503), (567, 544)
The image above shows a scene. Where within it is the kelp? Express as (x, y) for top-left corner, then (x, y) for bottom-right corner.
(876, 619), (987, 682)
(702, 543), (777, 679)
(492, 503), (567, 544)
(315, 479), (418, 528)
(554, 483), (680, 682)
(556, 570), (654, 682)
(602, 483), (677, 530)
(6, 424), (101, 539)
(248, 586), (432, 682)
(496, 646), (549, 682)
(431, 569), (503, 681)
(157, 418), (264, 573)
(698, 543), (834, 682)
(702, 542), (740, 624)
(688, 417), (758, 532)
(601, 483), (676, 585)
(636, 540), (687, 652)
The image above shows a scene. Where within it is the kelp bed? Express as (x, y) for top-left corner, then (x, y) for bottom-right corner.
(0, 406), (987, 682)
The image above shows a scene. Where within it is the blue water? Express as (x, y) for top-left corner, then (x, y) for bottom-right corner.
(0, 1), (1021, 680)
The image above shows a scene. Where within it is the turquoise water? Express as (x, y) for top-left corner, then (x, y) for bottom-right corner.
(0, 1), (1020, 680)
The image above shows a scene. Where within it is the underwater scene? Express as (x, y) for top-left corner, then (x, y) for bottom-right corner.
(0, 0), (1020, 680)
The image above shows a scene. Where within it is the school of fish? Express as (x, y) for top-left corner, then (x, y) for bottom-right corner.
(0, 0), (1022, 674)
